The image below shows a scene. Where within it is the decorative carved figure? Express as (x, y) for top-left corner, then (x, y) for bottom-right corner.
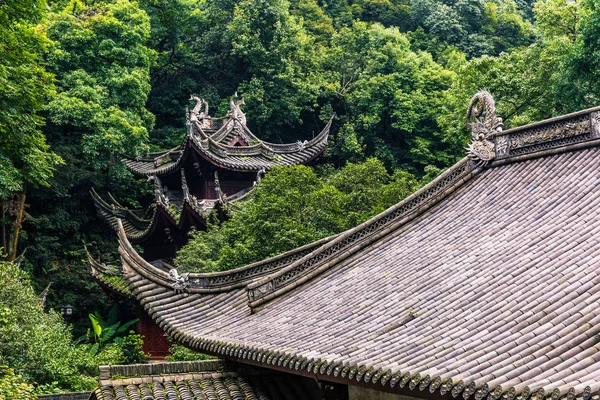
(214, 171), (227, 204)
(255, 168), (266, 185)
(296, 140), (308, 150)
(148, 175), (169, 205)
(189, 95), (209, 120)
(181, 169), (190, 201)
(466, 91), (503, 166)
(168, 268), (190, 293)
(229, 92), (246, 125)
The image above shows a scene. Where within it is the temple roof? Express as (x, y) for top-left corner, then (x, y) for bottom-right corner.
(90, 170), (253, 244)
(124, 95), (331, 177)
(91, 360), (320, 400)
(110, 93), (600, 399)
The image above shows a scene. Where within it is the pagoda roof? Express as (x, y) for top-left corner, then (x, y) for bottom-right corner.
(109, 92), (600, 399)
(91, 359), (320, 400)
(124, 95), (332, 177)
(90, 170), (253, 244)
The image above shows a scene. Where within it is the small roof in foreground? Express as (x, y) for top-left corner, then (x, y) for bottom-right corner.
(91, 360), (320, 400)
(112, 92), (600, 400)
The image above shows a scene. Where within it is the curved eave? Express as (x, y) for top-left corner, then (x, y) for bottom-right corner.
(124, 118), (331, 176)
(86, 247), (132, 298)
(91, 188), (156, 243)
(122, 143), (188, 178)
(188, 120), (330, 172)
(116, 218), (336, 293)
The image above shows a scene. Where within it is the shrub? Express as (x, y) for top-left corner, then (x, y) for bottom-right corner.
(0, 366), (36, 400)
(120, 332), (150, 364)
(0, 261), (119, 392)
(165, 341), (213, 362)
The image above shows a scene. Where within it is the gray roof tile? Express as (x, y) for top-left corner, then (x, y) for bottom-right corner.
(101, 98), (600, 398)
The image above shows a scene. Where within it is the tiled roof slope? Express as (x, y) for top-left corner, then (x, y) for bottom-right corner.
(91, 360), (320, 400)
(115, 93), (600, 400)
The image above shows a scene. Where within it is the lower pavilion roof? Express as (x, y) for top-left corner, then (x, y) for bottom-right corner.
(91, 360), (320, 400)
(108, 94), (600, 400)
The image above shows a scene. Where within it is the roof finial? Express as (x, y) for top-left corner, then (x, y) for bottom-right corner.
(189, 95), (209, 123)
(229, 92), (246, 125)
(466, 90), (503, 167)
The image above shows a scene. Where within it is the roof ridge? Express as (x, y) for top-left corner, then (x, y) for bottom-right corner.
(486, 103), (600, 162)
(116, 218), (339, 293)
(246, 156), (478, 310)
(98, 360), (229, 381)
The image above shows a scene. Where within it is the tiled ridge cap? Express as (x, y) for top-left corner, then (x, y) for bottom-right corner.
(98, 360), (229, 381)
(116, 219), (338, 293)
(491, 105), (600, 161)
(494, 105), (600, 136)
(188, 121), (330, 170)
(123, 117), (331, 176)
(246, 157), (477, 310)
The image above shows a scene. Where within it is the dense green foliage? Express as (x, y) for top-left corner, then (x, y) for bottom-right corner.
(2, 0), (600, 392)
(119, 332), (151, 364)
(0, 261), (118, 393)
(0, 0), (62, 261)
(0, 366), (36, 400)
(165, 342), (213, 362)
(176, 159), (429, 272)
(0, 262), (149, 394)
(80, 305), (139, 353)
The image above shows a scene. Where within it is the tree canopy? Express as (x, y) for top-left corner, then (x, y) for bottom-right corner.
(2, 0), (600, 393)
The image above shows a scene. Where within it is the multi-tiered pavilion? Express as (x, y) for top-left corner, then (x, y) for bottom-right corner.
(89, 94), (331, 357)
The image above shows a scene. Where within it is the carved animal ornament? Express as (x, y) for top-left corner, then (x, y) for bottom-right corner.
(466, 91), (503, 166)
(169, 268), (190, 293)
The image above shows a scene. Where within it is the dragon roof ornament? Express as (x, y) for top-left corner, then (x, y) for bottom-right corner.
(189, 95), (209, 123)
(229, 92), (246, 125)
(466, 91), (503, 166)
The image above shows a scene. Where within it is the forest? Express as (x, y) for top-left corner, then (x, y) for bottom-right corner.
(1, 0), (599, 396)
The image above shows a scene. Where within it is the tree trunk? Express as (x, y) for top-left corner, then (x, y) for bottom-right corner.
(1, 201), (6, 257)
(7, 190), (26, 262)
